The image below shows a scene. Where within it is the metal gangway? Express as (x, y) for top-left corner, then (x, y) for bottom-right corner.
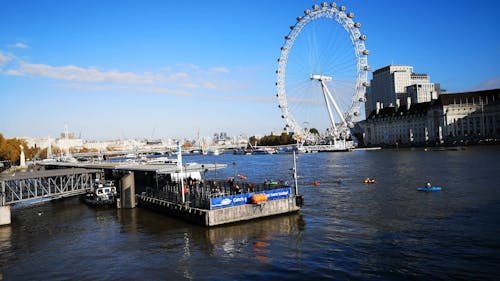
(0, 168), (102, 206)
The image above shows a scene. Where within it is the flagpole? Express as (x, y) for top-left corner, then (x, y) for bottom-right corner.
(293, 151), (299, 196)
(177, 141), (185, 204)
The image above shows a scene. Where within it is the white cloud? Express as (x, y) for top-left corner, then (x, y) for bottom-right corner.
(5, 69), (23, 76)
(202, 81), (217, 90)
(0, 51), (14, 67)
(0, 55), (251, 96)
(0, 52), (10, 63)
(470, 77), (500, 91)
(181, 83), (199, 89)
(150, 87), (192, 96)
(209, 67), (230, 74)
(175, 63), (199, 71)
(168, 72), (189, 81)
(9, 42), (29, 49)
(217, 95), (275, 103)
(14, 62), (158, 84)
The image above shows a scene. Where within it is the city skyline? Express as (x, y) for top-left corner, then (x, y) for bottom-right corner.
(1, 0), (499, 140)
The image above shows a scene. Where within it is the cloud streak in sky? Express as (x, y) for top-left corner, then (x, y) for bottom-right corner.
(11, 62), (159, 84)
(0, 51), (248, 95)
(470, 77), (500, 91)
(0, 52), (10, 63)
(9, 42), (29, 49)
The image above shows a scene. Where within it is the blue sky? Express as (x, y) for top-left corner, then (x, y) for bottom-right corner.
(1, 0), (499, 140)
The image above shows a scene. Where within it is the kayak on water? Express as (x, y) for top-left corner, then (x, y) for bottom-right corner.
(417, 186), (442, 191)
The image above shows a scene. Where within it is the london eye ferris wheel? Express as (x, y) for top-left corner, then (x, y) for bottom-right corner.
(276, 2), (370, 145)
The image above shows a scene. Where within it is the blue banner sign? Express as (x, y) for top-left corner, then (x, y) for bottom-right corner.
(211, 187), (291, 209)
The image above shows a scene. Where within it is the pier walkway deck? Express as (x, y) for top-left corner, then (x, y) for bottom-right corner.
(1, 168), (102, 206)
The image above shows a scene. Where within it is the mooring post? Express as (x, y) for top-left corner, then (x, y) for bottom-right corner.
(120, 171), (136, 209)
(0, 205), (11, 226)
(0, 179), (9, 226)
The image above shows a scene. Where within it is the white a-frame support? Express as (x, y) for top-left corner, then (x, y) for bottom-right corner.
(310, 74), (347, 135)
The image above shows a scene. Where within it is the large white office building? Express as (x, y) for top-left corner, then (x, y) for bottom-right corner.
(365, 65), (439, 117)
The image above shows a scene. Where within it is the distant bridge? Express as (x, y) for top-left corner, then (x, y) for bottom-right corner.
(0, 168), (102, 206)
(72, 144), (246, 158)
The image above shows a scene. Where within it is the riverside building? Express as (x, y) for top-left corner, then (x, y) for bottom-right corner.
(361, 88), (500, 146)
(360, 65), (499, 146)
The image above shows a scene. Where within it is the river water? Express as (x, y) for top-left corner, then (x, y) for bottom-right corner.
(1, 146), (499, 280)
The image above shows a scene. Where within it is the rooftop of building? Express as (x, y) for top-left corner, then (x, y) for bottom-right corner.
(437, 88), (500, 106)
(373, 64), (412, 75)
(411, 73), (428, 77)
(366, 102), (430, 120)
(365, 88), (500, 119)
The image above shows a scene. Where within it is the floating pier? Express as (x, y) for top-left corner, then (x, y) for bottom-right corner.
(137, 185), (302, 226)
(34, 154), (303, 226)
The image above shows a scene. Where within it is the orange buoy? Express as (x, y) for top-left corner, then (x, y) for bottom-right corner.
(313, 180), (320, 187)
(251, 193), (268, 203)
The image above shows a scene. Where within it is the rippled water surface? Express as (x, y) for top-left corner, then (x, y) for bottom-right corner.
(1, 146), (500, 280)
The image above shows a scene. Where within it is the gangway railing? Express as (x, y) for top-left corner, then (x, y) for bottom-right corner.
(0, 168), (102, 206)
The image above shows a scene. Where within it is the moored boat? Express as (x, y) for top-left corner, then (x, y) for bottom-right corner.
(82, 180), (118, 206)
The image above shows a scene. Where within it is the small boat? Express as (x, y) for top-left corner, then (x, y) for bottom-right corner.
(82, 180), (117, 206)
(417, 186), (442, 191)
(252, 148), (277, 155)
(364, 178), (376, 184)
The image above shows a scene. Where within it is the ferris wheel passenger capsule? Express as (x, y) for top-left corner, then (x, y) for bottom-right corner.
(359, 34), (367, 41)
(321, 2), (328, 8)
(347, 12), (354, 18)
(362, 81), (370, 87)
(362, 49), (370, 55)
(313, 4), (319, 10)
(359, 97), (367, 102)
(354, 22), (362, 28)
(304, 9), (311, 15)
(364, 65), (371, 71)
(340, 6), (346, 11)
(330, 2), (337, 8)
